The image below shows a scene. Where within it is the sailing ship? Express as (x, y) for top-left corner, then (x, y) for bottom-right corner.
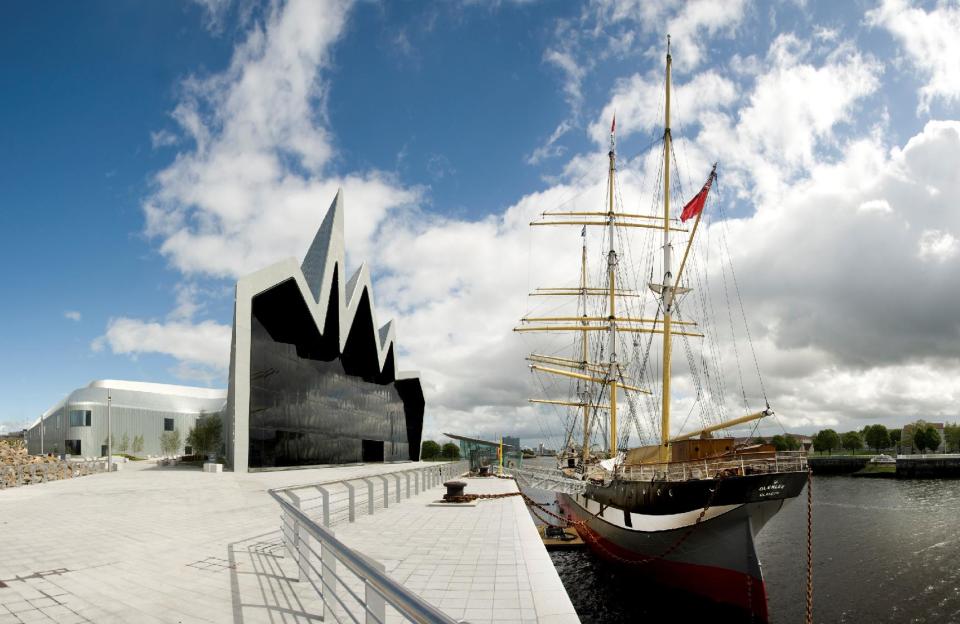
(515, 38), (807, 621)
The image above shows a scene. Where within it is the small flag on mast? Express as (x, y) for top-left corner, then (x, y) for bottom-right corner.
(581, 225), (586, 237)
(611, 114), (616, 135)
(680, 164), (718, 223)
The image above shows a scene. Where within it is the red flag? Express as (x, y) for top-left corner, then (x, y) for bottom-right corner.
(680, 165), (717, 223)
(611, 114), (616, 134)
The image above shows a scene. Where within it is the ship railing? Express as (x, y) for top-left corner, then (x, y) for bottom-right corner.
(269, 488), (458, 624)
(615, 452), (808, 482)
(0, 459), (108, 490)
(510, 466), (587, 495)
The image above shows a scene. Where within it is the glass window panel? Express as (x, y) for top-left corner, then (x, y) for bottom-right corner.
(248, 315), (411, 468)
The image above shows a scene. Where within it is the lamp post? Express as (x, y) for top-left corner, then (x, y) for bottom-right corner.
(107, 392), (112, 472)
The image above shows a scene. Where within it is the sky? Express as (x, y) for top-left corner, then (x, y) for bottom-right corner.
(2, 0), (960, 448)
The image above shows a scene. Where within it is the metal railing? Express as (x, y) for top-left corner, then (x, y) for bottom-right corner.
(268, 461), (469, 623)
(272, 491), (458, 624)
(615, 451), (808, 482)
(0, 459), (108, 490)
(275, 461), (470, 528)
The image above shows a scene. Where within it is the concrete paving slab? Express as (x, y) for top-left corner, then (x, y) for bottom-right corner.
(0, 461), (448, 623)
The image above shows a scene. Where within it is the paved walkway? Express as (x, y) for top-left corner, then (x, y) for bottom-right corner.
(0, 462), (578, 624)
(328, 476), (578, 624)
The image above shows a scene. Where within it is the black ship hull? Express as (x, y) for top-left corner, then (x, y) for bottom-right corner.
(556, 470), (808, 622)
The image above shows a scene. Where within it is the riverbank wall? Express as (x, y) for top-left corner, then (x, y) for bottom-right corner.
(896, 455), (960, 478)
(808, 456), (870, 474)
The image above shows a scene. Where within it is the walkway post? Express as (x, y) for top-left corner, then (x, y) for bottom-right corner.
(107, 392), (112, 471)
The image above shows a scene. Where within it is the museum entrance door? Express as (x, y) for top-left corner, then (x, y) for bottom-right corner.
(362, 439), (384, 462)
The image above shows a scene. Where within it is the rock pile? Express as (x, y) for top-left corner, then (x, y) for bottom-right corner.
(0, 438), (84, 488)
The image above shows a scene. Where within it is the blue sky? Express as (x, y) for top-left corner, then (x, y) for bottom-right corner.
(3, 0), (960, 446)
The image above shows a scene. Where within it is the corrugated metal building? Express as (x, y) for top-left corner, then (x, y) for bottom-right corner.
(26, 380), (226, 458)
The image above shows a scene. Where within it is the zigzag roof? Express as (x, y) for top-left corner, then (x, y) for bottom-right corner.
(237, 190), (416, 382)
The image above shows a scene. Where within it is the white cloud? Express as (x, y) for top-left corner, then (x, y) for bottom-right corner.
(64, 310), (81, 322)
(858, 198), (892, 214)
(543, 47), (587, 110)
(94, 318), (231, 371)
(588, 0), (748, 72)
(150, 130), (178, 149)
(917, 229), (959, 263)
(143, 0), (422, 279)
(867, 0), (960, 113)
(109, 5), (960, 447)
(526, 121), (572, 165)
(191, 0), (234, 34)
(696, 34), (882, 201)
(588, 70), (738, 145)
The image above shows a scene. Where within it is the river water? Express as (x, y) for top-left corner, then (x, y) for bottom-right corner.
(522, 460), (960, 623)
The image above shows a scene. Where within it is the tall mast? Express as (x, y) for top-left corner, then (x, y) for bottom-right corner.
(607, 117), (618, 458)
(660, 36), (673, 463)
(580, 231), (591, 465)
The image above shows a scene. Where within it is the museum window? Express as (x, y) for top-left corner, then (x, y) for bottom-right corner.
(65, 439), (81, 455)
(69, 410), (92, 427)
(164, 417), (174, 431)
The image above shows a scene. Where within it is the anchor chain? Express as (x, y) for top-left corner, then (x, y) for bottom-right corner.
(805, 466), (814, 624)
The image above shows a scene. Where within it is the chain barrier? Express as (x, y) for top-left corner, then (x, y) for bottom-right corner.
(805, 466), (814, 624)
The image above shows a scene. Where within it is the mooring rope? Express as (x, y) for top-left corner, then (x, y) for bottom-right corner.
(806, 466), (814, 624)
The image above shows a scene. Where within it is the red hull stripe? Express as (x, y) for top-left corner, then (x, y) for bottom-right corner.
(574, 522), (770, 622)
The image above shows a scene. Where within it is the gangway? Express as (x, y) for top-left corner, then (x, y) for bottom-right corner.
(510, 465), (587, 495)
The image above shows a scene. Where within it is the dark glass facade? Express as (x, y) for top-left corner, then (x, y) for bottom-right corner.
(247, 278), (422, 468)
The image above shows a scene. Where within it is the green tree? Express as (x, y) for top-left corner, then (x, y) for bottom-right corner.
(119, 432), (130, 453)
(902, 421), (926, 453)
(160, 429), (181, 457)
(784, 435), (801, 451)
(441, 442), (460, 460)
(751, 437), (767, 445)
(131, 434), (143, 454)
(841, 431), (864, 454)
(864, 425), (890, 453)
(914, 426), (941, 453)
(769, 435), (787, 451)
(889, 428), (901, 450)
(420, 440), (441, 460)
(186, 414), (223, 459)
(812, 429), (840, 455)
(944, 423), (960, 453)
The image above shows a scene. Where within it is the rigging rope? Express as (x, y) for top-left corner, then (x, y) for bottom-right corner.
(716, 200), (770, 406)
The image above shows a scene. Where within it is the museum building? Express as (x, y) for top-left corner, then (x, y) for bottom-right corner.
(26, 380), (227, 458)
(223, 190), (425, 472)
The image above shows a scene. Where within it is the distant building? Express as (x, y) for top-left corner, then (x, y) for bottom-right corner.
(901, 422), (946, 453)
(25, 380), (226, 457)
(445, 433), (523, 470)
(536, 443), (557, 456)
(503, 436), (520, 452)
(0, 429), (25, 441)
